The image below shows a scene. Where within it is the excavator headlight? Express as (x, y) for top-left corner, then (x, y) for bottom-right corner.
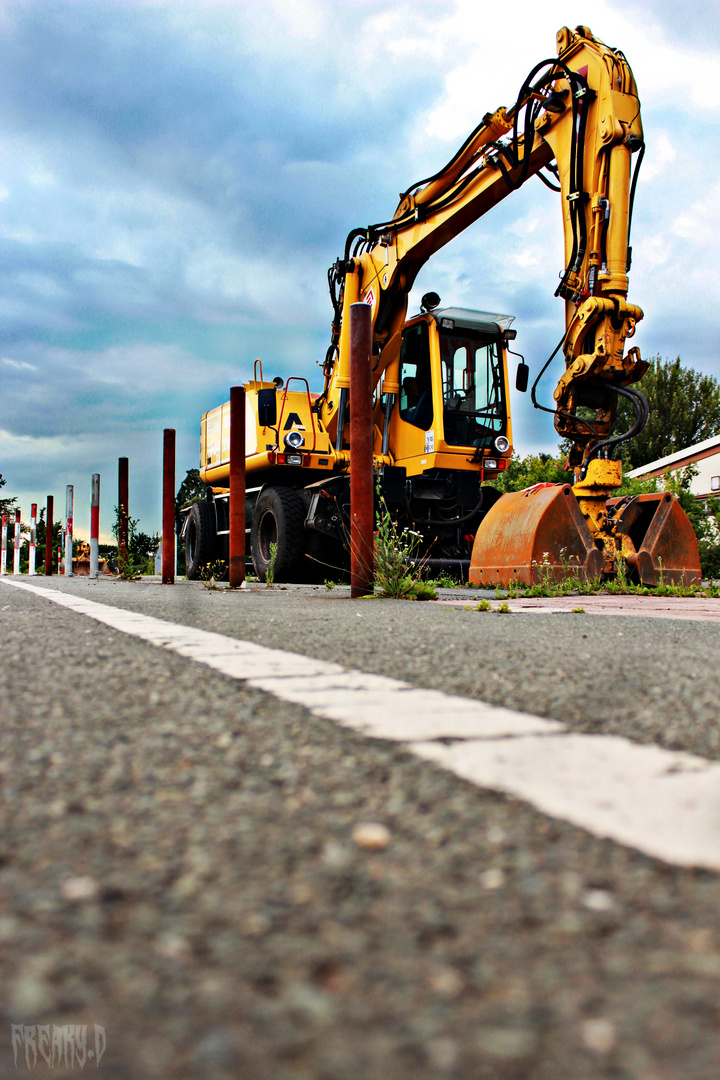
(284, 430), (305, 450)
(484, 459), (498, 470)
(494, 435), (510, 454)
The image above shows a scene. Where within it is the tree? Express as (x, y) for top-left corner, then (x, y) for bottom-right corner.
(491, 452), (568, 493)
(617, 356), (720, 469)
(175, 468), (206, 533)
(0, 473), (19, 524)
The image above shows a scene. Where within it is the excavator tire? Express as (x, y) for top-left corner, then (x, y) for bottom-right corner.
(251, 486), (307, 582)
(185, 501), (217, 580)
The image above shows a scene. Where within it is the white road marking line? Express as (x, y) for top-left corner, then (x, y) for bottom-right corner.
(414, 735), (720, 870)
(4, 577), (720, 871)
(3, 579), (559, 742)
(248, 674), (561, 740)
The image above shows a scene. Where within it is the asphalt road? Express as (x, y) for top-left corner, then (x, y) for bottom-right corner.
(2, 576), (720, 1079)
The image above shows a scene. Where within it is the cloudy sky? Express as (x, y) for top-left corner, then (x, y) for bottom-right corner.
(1, 0), (719, 539)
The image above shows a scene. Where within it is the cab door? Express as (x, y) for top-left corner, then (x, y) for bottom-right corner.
(386, 318), (443, 473)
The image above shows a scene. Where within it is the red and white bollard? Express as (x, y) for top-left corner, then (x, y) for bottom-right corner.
(90, 474), (100, 578)
(13, 509), (21, 575)
(65, 485), (74, 577)
(1, 514), (7, 575)
(45, 495), (54, 576)
(29, 503), (37, 575)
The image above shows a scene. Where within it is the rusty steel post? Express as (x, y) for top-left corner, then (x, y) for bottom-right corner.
(229, 385), (246, 588)
(162, 430), (175, 584)
(45, 495), (54, 575)
(349, 301), (374, 598)
(118, 457), (129, 560)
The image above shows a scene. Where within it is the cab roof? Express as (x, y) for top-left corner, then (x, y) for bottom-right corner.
(430, 307), (515, 334)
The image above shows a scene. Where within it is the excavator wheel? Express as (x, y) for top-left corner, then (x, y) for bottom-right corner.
(251, 486), (307, 582)
(185, 501), (217, 580)
(469, 484), (603, 586)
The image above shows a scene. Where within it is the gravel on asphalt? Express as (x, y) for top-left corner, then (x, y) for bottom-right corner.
(1, 580), (720, 1078)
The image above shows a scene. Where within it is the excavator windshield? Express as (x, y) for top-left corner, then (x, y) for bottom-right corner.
(439, 328), (506, 449)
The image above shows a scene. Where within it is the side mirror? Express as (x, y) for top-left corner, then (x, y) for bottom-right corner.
(515, 362), (529, 394)
(257, 388), (277, 427)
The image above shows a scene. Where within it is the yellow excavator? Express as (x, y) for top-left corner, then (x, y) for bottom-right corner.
(185, 24), (700, 585)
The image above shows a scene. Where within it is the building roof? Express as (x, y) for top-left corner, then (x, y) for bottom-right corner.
(627, 432), (720, 478)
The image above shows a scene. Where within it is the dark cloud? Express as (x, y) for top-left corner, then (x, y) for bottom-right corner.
(0, 1), (718, 534)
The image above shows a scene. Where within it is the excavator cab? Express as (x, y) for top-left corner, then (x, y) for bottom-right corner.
(389, 308), (513, 479)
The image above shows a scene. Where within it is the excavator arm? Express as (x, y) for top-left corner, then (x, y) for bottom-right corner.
(320, 24), (646, 476)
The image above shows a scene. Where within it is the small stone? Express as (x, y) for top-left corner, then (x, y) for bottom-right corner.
(581, 1018), (616, 1055)
(215, 732), (232, 749)
(352, 822), (391, 850)
(154, 931), (191, 961)
(9, 972), (54, 1017)
(429, 965), (464, 999)
(243, 911), (271, 936)
(481, 868), (505, 890)
(61, 876), (98, 902)
(322, 841), (349, 868)
(487, 825), (507, 845)
(582, 888), (615, 912)
(285, 983), (334, 1023)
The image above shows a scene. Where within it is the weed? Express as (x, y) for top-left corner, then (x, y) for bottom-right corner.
(431, 572), (462, 589)
(200, 560), (227, 590)
(412, 580), (439, 602)
(324, 579), (336, 590)
(373, 484), (437, 600)
(571, 606), (585, 613)
(475, 598), (492, 611)
(265, 542), (278, 587)
(496, 601), (511, 613)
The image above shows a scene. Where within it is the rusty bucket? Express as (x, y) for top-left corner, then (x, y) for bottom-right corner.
(469, 484), (603, 587)
(608, 493), (701, 586)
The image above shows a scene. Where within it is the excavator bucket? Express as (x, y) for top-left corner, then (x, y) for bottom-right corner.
(608, 493), (701, 586)
(469, 484), (603, 587)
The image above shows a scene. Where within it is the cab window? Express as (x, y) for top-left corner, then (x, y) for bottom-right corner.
(440, 329), (506, 448)
(398, 322), (434, 430)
